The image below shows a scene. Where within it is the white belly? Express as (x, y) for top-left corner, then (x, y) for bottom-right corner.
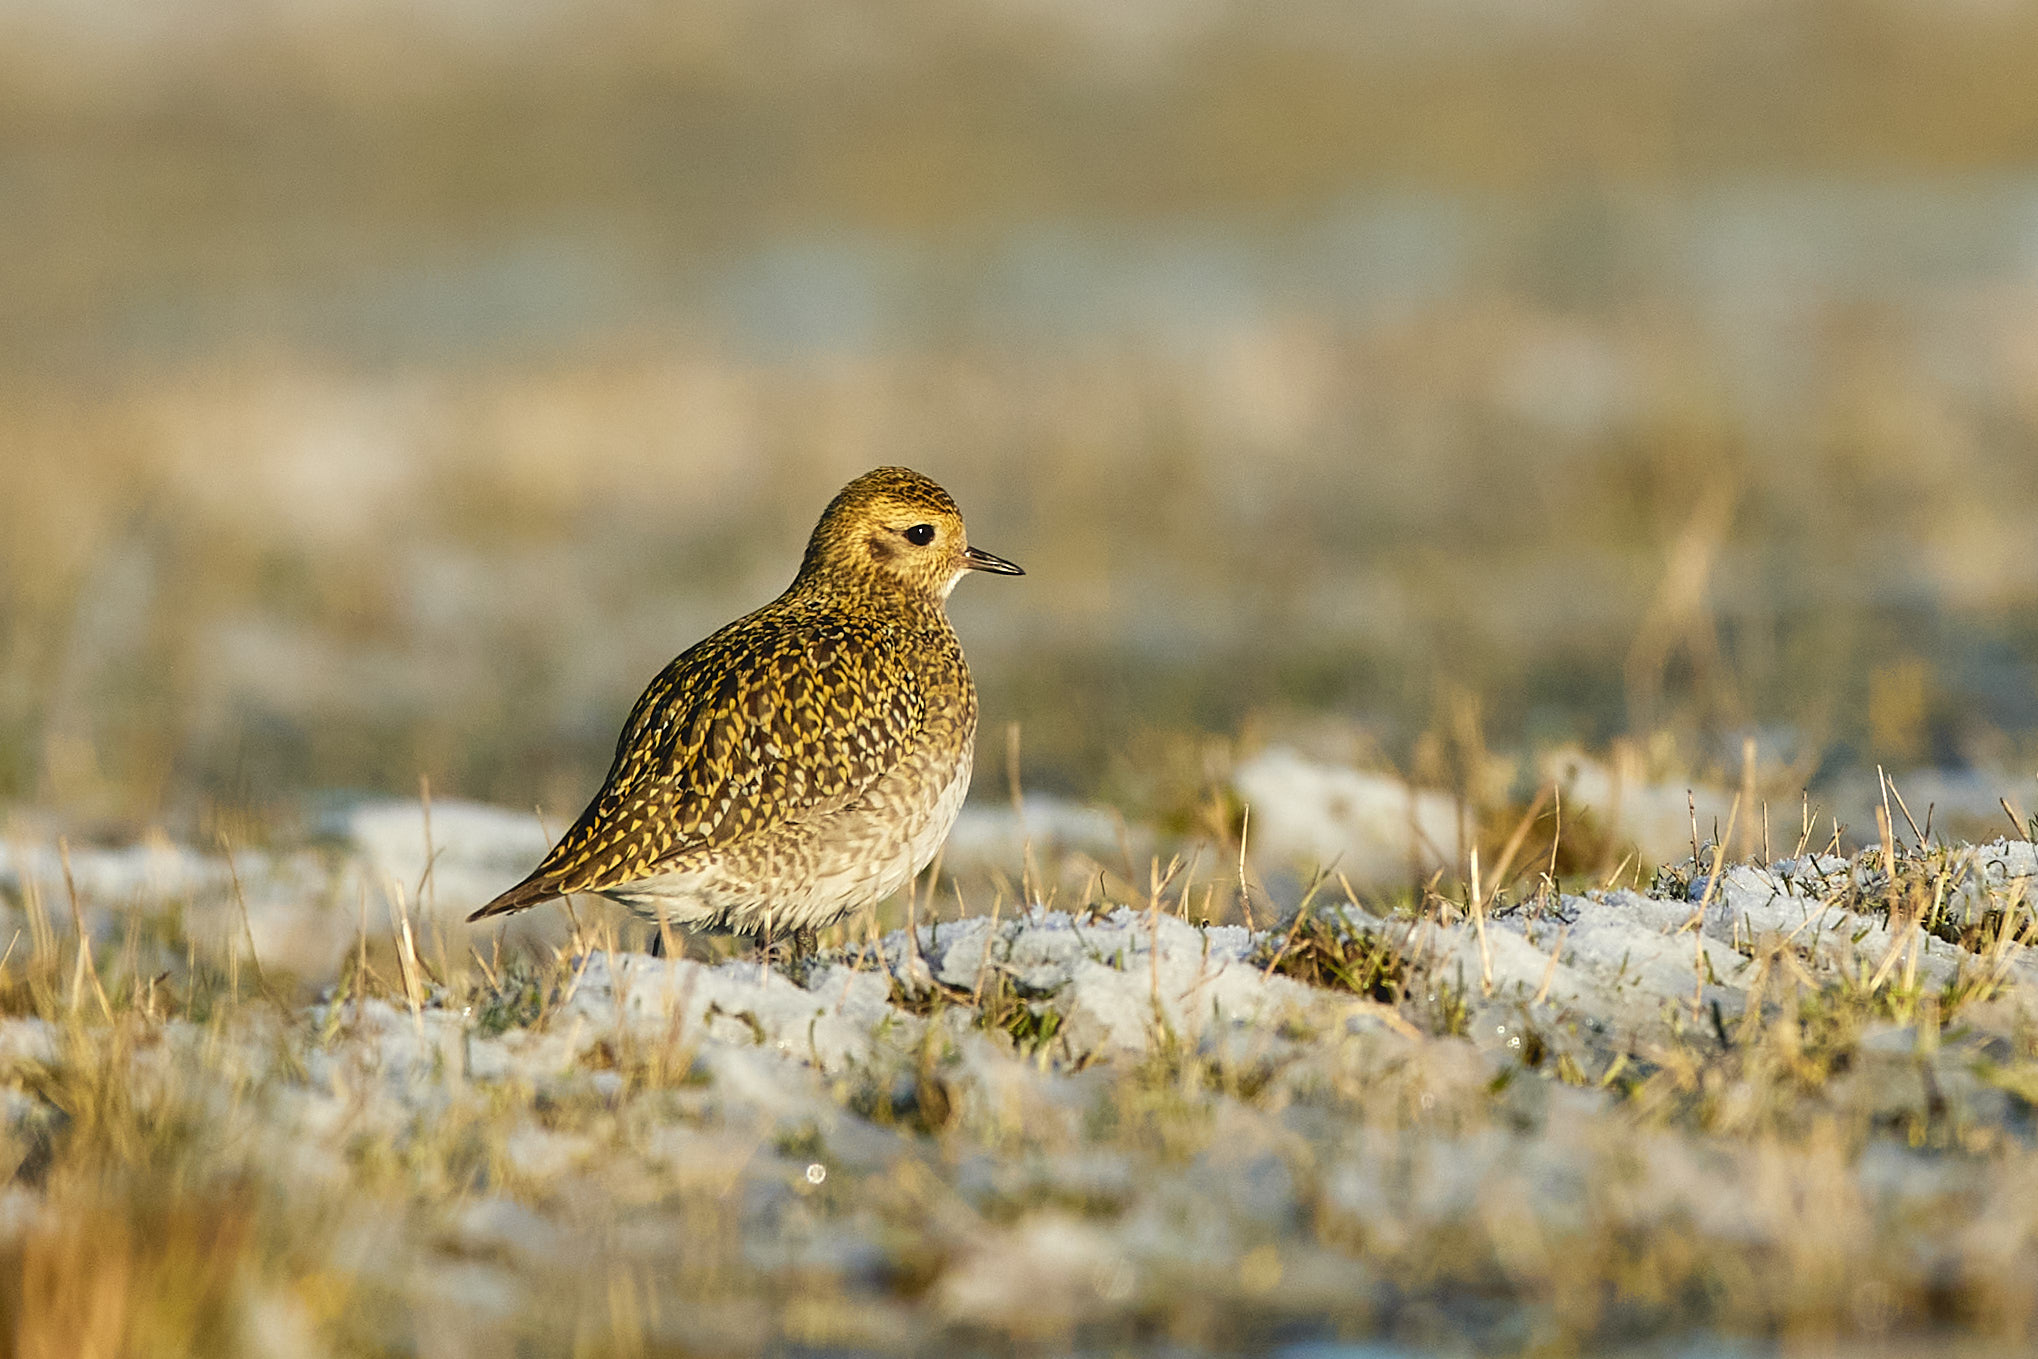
(604, 744), (974, 936)
(801, 743), (973, 920)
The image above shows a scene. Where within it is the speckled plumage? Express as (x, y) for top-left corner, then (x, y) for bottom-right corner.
(470, 467), (1023, 937)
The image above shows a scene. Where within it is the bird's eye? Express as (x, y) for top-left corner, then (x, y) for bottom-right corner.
(903, 523), (936, 546)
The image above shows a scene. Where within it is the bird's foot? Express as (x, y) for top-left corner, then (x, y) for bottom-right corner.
(753, 928), (821, 980)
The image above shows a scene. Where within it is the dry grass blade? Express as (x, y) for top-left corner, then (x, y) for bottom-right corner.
(1882, 770), (1928, 848)
(1485, 785), (1553, 900)
(58, 838), (114, 1025)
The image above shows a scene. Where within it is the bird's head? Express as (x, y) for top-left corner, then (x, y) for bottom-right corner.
(798, 466), (1024, 601)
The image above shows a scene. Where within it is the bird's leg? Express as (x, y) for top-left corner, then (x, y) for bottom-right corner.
(749, 917), (815, 977)
(647, 927), (665, 959)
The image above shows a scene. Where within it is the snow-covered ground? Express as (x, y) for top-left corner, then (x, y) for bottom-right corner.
(5, 775), (2038, 1354)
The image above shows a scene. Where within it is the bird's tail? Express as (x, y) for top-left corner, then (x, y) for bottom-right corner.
(467, 873), (564, 923)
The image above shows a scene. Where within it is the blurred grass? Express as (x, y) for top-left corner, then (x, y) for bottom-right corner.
(6, 0), (2038, 831)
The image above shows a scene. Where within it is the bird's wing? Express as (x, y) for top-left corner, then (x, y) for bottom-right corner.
(470, 610), (922, 919)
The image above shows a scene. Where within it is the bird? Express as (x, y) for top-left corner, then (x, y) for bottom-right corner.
(468, 466), (1023, 948)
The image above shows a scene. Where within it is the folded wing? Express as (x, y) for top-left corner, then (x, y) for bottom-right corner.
(469, 610), (922, 921)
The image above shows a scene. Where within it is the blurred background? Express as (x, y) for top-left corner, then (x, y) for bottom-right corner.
(7, 0), (2038, 843)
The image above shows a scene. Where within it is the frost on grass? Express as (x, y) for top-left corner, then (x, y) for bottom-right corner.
(8, 811), (2038, 1354)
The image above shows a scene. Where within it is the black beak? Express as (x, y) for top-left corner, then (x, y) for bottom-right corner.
(963, 545), (1025, 576)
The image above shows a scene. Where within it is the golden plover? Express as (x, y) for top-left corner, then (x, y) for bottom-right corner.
(469, 466), (1023, 942)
